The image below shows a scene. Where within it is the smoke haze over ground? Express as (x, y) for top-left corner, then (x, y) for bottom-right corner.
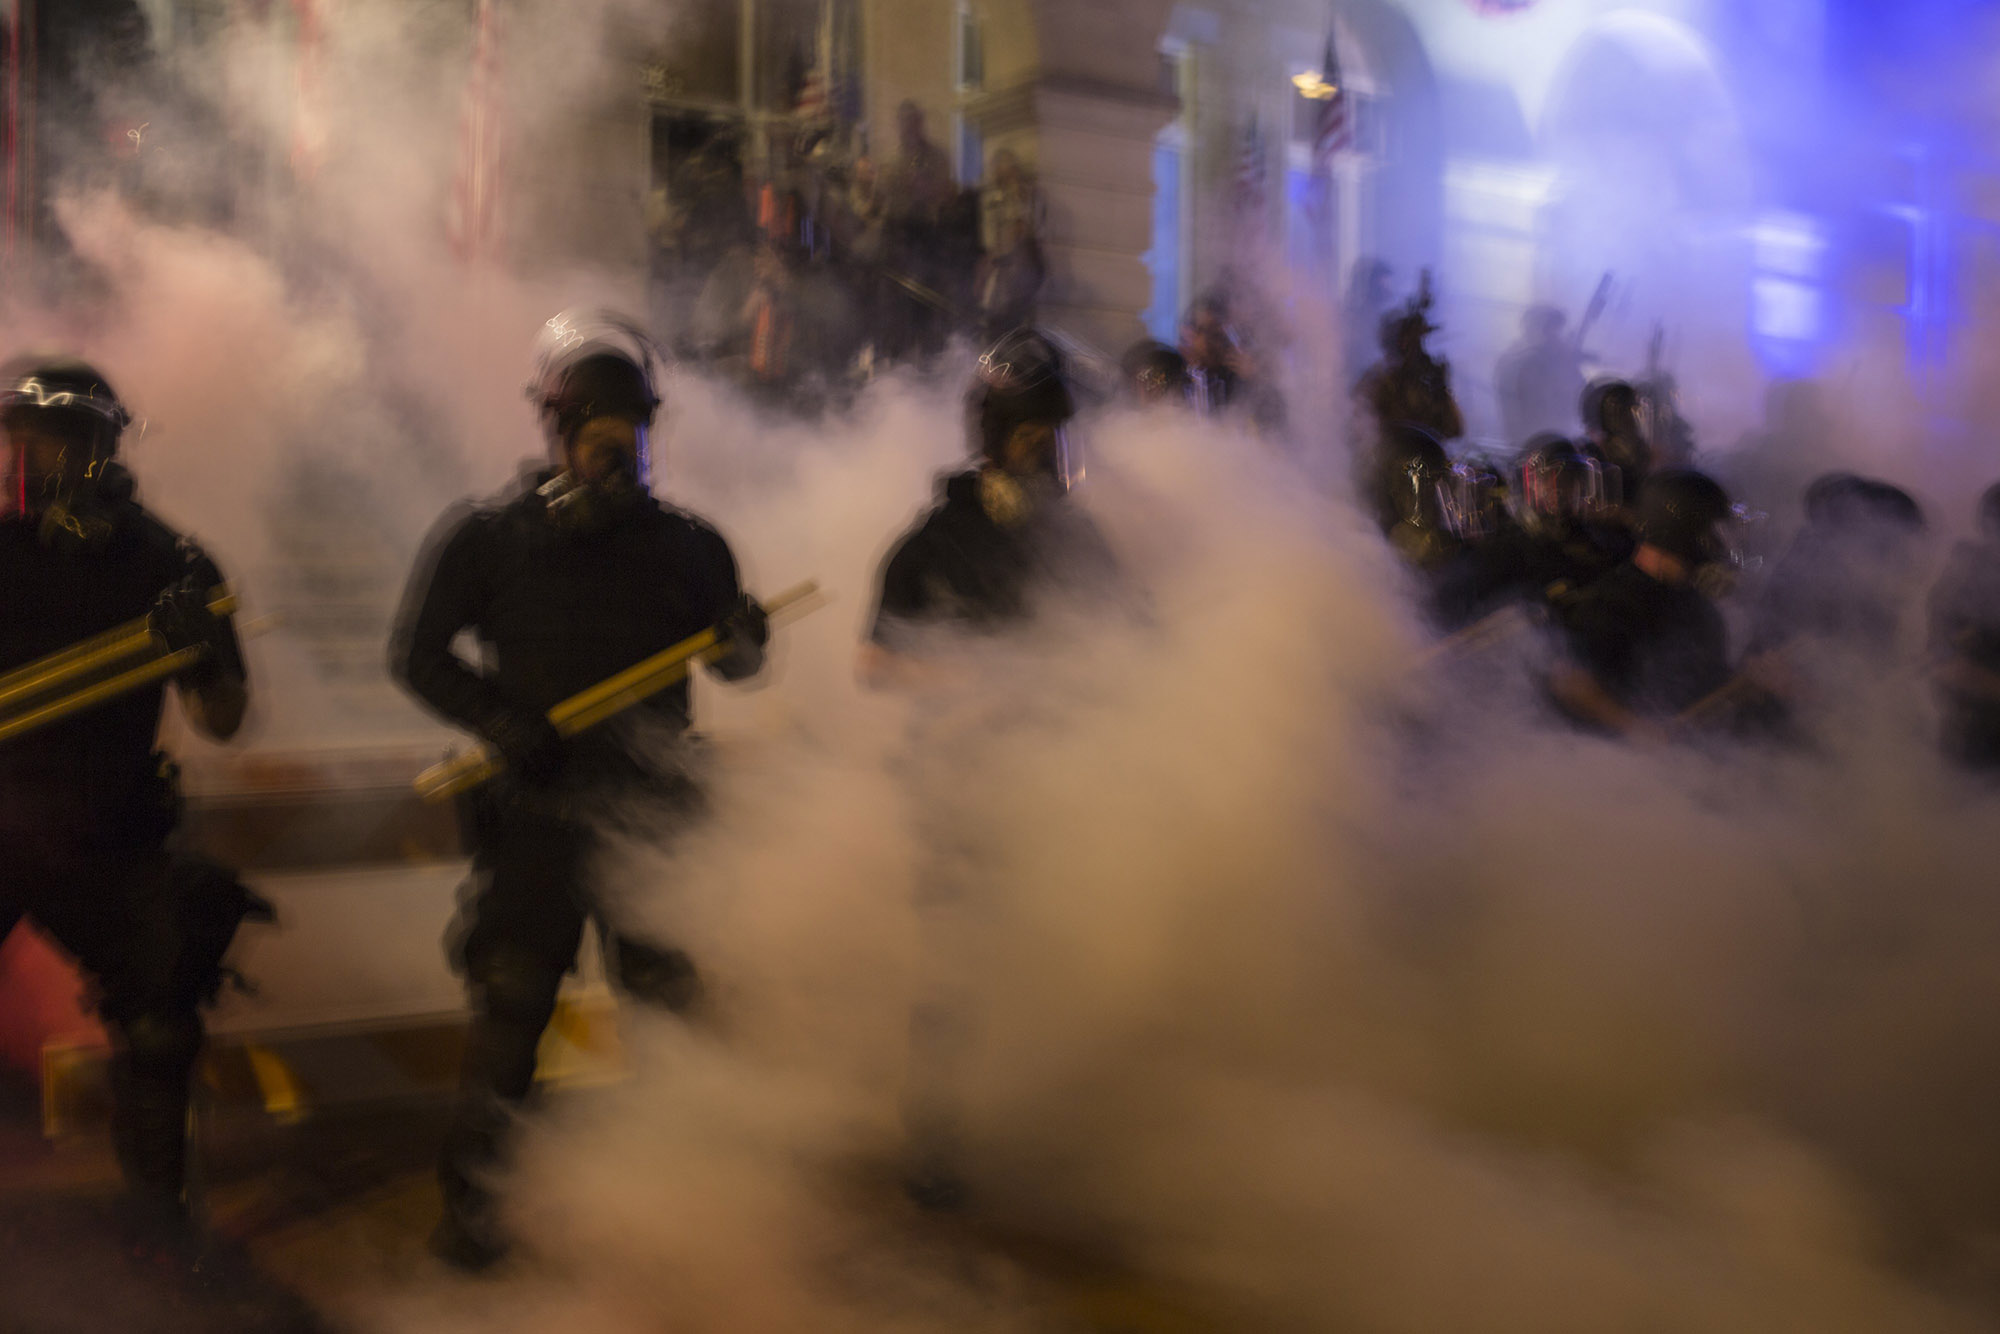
(312, 396), (1997, 1333)
(4, 2), (2000, 1331)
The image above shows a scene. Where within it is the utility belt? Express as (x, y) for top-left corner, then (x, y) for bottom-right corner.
(72, 852), (275, 1026)
(455, 732), (712, 858)
(0, 749), (183, 856)
(136, 750), (184, 847)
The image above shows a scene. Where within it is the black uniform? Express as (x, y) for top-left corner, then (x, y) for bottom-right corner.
(1494, 321), (1584, 446)
(1431, 516), (1632, 631)
(1559, 562), (1730, 721)
(869, 468), (1120, 647)
(1751, 517), (1917, 664)
(1929, 538), (2000, 767)
(0, 499), (253, 1208)
(392, 471), (758, 1251)
(869, 462), (1122, 1210)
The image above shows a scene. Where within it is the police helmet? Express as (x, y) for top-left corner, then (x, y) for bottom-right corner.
(1, 356), (136, 527)
(0, 356), (132, 450)
(1804, 473), (1924, 535)
(1580, 377), (1639, 435)
(529, 310), (663, 443)
(1979, 480), (2000, 541)
(1635, 469), (1732, 566)
(973, 327), (1077, 480)
(1375, 423), (1449, 530)
(1120, 339), (1191, 403)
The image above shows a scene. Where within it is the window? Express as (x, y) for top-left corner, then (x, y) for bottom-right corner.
(955, 1), (984, 94)
(645, 0), (742, 107)
(957, 119), (984, 188)
(1143, 40), (1193, 341)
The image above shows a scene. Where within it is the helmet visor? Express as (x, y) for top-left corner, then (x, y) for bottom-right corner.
(1438, 462), (1502, 540)
(1520, 454), (1619, 525)
(530, 310), (667, 485)
(0, 375), (132, 437)
(1053, 424), (1082, 492)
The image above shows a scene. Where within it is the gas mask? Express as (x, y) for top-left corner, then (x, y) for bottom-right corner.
(536, 425), (650, 536)
(977, 465), (1065, 528)
(529, 309), (666, 515)
(2, 413), (133, 552)
(34, 455), (135, 552)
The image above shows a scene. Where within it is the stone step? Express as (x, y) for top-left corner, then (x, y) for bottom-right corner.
(41, 991), (622, 1138)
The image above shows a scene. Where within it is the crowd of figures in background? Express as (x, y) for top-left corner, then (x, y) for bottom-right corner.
(646, 101), (1047, 406)
(643, 115), (2000, 776)
(643, 97), (1310, 436)
(1338, 266), (2000, 770)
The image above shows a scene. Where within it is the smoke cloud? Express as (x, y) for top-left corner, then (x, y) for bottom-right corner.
(3, 2), (1999, 1331)
(331, 395), (2000, 1333)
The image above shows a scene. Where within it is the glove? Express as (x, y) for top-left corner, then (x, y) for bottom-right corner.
(719, 593), (771, 654)
(707, 594), (769, 681)
(150, 579), (243, 689)
(480, 708), (566, 784)
(151, 580), (224, 655)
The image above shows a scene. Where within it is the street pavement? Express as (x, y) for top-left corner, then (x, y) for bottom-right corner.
(0, 1071), (1222, 1333)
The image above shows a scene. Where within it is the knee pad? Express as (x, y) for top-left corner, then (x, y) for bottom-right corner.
(467, 947), (564, 1027)
(119, 1010), (204, 1081)
(613, 938), (701, 1014)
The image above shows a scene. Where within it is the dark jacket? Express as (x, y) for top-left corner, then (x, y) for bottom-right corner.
(1560, 562), (1729, 719)
(392, 474), (752, 786)
(1929, 538), (2000, 762)
(868, 468), (1120, 650)
(0, 501), (237, 852)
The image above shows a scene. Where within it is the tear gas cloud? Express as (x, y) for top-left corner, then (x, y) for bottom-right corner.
(343, 397), (1998, 1333)
(5, 2), (2000, 1331)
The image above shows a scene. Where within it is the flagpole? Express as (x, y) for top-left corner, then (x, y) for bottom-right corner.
(4, 0), (32, 286)
(3, 0), (17, 285)
(819, 0), (833, 109)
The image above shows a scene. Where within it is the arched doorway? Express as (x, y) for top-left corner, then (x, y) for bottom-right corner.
(1538, 12), (1756, 421)
(1331, 0), (1445, 289)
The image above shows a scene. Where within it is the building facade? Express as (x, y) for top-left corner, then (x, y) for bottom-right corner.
(5, 0), (1997, 441)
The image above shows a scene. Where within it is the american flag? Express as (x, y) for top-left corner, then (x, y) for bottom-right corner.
(793, 0), (833, 120)
(4, 0), (29, 274)
(449, 0), (504, 261)
(1311, 28), (1351, 176)
(794, 65), (827, 120)
(1233, 112), (1266, 222)
(289, 0), (326, 180)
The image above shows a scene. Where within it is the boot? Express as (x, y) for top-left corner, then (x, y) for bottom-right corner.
(110, 1059), (191, 1211)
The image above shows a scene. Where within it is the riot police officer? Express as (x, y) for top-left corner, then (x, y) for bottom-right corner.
(1431, 435), (1632, 631)
(1928, 481), (2000, 769)
(865, 326), (1120, 671)
(1365, 423), (1465, 576)
(0, 356), (258, 1235)
(1494, 304), (1585, 447)
(864, 329), (1122, 1209)
(1580, 377), (1651, 495)
(1751, 473), (1926, 665)
(1355, 278), (1464, 445)
(1119, 339), (1193, 408)
(391, 312), (769, 1271)
(1549, 469), (1735, 738)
